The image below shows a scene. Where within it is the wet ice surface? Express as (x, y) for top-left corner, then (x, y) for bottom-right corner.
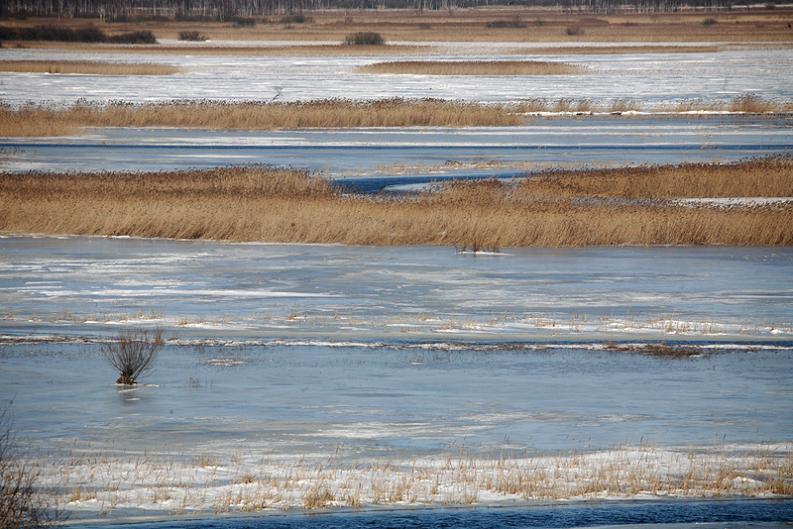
(3, 336), (793, 456)
(1, 237), (792, 520)
(2, 117), (791, 180)
(1, 45), (792, 105)
(2, 236), (792, 453)
(2, 236), (792, 343)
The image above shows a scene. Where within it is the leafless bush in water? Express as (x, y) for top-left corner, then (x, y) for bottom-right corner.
(102, 328), (163, 385)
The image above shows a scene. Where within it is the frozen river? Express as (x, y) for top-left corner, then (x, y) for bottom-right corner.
(2, 36), (792, 526)
(2, 117), (791, 184)
(2, 236), (792, 343)
(2, 44), (792, 106)
(0, 236), (792, 520)
(1, 236), (792, 453)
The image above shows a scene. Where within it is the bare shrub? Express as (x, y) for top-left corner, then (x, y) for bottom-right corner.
(106, 31), (157, 44)
(702, 18), (717, 26)
(178, 30), (207, 41)
(485, 18), (526, 28)
(231, 16), (257, 27)
(0, 24), (105, 42)
(566, 26), (584, 36)
(280, 14), (311, 24)
(343, 32), (384, 46)
(102, 329), (163, 385)
(0, 406), (56, 528)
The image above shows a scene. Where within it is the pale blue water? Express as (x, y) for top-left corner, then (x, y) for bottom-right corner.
(2, 118), (791, 186)
(1, 236), (792, 458)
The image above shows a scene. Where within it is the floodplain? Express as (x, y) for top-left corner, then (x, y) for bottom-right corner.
(1, 5), (792, 528)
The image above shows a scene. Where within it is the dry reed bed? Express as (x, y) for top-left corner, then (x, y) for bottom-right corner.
(2, 160), (792, 247)
(0, 60), (179, 75)
(513, 157), (793, 199)
(3, 97), (793, 137)
(0, 100), (520, 137)
(31, 445), (793, 514)
(357, 60), (584, 75)
(5, 43), (437, 55)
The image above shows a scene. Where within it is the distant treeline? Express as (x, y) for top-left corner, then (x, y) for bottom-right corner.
(0, 0), (780, 19)
(0, 24), (156, 42)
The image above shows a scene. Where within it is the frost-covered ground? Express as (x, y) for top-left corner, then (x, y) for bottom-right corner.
(26, 444), (793, 517)
(1, 44), (792, 105)
(2, 117), (791, 177)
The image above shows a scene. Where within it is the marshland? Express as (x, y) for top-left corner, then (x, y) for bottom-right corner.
(2, 159), (793, 247)
(1, 2), (793, 527)
(0, 60), (179, 75)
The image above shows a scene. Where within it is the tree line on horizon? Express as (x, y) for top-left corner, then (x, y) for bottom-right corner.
(0, 0), (776, 20)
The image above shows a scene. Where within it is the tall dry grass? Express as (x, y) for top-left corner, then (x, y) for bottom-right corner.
(1, 160), (791, 247)
(511, 157), (793, 199)
(0, 99), (520, 137)
(0, 60), (178, 75)
(3, 96), (792, 137)
(30, 443), (793, 514)
(357, 60), (584, 75)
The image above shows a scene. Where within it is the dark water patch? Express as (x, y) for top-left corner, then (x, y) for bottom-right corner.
(334, 171), (525, 194)
(72, 499), (793, 529)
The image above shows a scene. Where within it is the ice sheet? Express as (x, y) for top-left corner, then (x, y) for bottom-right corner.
(2, 45), (792, 105)
(2, 117), (791, 177)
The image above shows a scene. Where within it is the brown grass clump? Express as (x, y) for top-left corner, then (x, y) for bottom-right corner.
(303, 484), (335, 509)
(605, 342), (703, 358)
(0, 99), (520, 137)
(1, 160), (792, 247)
(729, 94), (779, 113)
(0, 60), (178, 75)
(357, 60), (584, 75)
(343, 31), (385, 46)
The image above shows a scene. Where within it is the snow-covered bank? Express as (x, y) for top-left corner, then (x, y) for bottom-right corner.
(31, 444), (792, 519)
